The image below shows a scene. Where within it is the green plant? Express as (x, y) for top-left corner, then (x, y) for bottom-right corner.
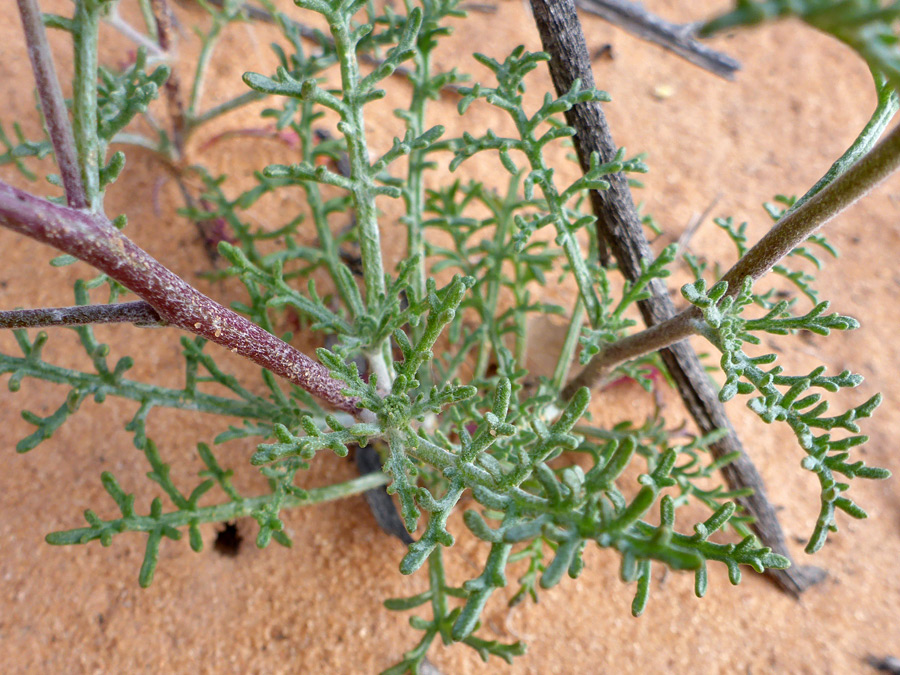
(0, 0), (896, 670)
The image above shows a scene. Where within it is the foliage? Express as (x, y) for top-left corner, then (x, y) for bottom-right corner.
(0, 0), (895, 671)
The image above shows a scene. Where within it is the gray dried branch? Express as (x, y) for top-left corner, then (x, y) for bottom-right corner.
(576, 0), (740, 79)
(530, 0), (823, 596)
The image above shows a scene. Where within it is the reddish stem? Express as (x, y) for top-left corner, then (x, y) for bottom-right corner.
(0, 180), (359, 413)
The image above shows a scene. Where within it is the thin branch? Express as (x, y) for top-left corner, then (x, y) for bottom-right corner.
(562, 311), (700, 397)
(16, 0), (88, 209)
(104, 4), (167, 60)
(72, 0), (103, 211)
(0, 179), (359, 414)
(575, 0), (740, 79)
(0, 302), (164, 329)
(785, 72), (899, 216)
(530, 0), (824, 596)
(151, 0), (187, 157)
(568, 85), (900, 393)
(674, 192), (721, 261)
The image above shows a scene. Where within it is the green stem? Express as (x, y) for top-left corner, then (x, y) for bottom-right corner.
(188, 14), (225, 118)
(329, 12), (386, 311)
(0, 350), (280, 419)
(787, 71), (899, 215)
(72, 0), (103, 211)
(406, 49), (431, 317)
(473, 177), (518, 379)
(513, 258), (529, 370)
(138, 0), (158, 37)
(519, 129), (601, 328)
(110, 132), (165, 152)
(551, 295), (585, 391)
(47, 472), (389, 544)
(187, 90), (266, 130)
(297, 101), (358, 315)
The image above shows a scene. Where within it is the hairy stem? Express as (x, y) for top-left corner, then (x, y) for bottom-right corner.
(47, 471), (390, 545)
(298, 115), (356, 315)
(16, 0), (88, 209)
(1, 346), (285, 419)
(72, 0), (103, 211)
(188, 12), (224, 118)
(104, 4), (167, 59)
(0, 180), (359, 413)
(329, 12), (387, 310)
(551, 296), (586, 392)
(405, 41), (433, 317)
(562, 309), (699, 398)
(719, 123), (900, 291)
(187, 90), (266, 130)
(474, 177), (518, 379)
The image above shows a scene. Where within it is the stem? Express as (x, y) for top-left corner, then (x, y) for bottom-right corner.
(298, 109), (357, 315)
(72, 0), (103, 211)
(0, 301), (163, 329)
(575, 0), (741, 79)
(328, 10), (387, 310)
(1, 350), (280, 419)
(138, 0), (158, 37)
(16, 0), (88, 210)
(0, 180), (359, 414)
(787, 71), (899, 215)
(718, 120), (900, 292)
(187, 90), (266, 130)
(48, 471), (389, 543)
(564, 41), (900, 398)
(562, 312), (699, 399)
(405, 47), (431, 315)
(551, 296), (585, 392)
(110, 132), (165, 152)
(104, 5), (166, 60)
(513, 259), (529, 370)
(188, 14), (225, 118)
(473, 177), (518, 379)
(526, 149), (602, 327)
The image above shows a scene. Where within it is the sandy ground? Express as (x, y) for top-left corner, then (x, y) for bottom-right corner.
(2, 1), (899, 673)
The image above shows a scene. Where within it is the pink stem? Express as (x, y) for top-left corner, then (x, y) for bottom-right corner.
(0, 180), (359, 413)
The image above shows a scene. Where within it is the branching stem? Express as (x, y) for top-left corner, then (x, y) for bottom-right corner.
(48, 471), (389, 545)
(0, 181), (359, 414)
(566, 116), (900, 397)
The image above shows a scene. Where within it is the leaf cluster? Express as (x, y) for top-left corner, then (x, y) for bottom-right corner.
(683, 276), (889, 551)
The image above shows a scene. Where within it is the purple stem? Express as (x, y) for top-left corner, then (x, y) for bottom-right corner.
(16, 0), (88, 210)
(0, 301), (164, 329)
(0, 179), (359, 414)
